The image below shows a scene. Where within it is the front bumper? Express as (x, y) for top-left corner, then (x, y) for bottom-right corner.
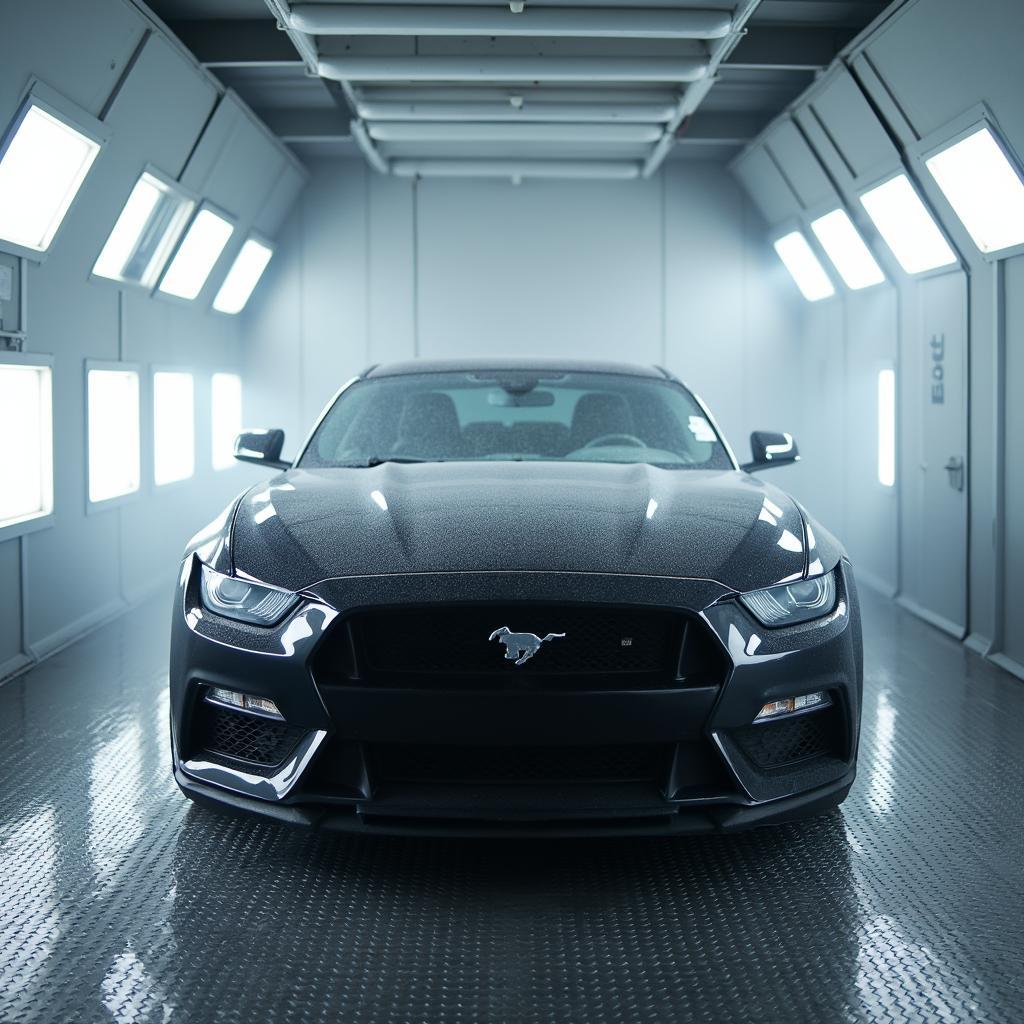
(170, 559), (862, 836)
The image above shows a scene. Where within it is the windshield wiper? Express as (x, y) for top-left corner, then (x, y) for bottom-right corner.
(358, 455), (433, 467)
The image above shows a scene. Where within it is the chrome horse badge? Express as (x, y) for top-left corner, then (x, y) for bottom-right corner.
(488, 626), (566, 666)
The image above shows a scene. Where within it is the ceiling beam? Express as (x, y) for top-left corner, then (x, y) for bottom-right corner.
(368, 122), (663, 144)
(391, 159), (641, 180)
(289, 5), (732, 39)
(318, 55), (710, 83)
(355, 100), (679, 123)
(168, 19), (303, 68)
(725, 25), (856, 71)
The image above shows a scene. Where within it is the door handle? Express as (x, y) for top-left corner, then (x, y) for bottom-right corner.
(944, 456), (965, 492)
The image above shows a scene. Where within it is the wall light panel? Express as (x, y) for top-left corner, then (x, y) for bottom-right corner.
(859, 174), (956, 274)
(93, 170), (194, 288)
(0, 103), (101, 253)
(878, 368), (896, 488)
(810, 209), (885, 290)
(925, 125), (1024, 255)
(772, 230), (835, 302)
(158, 207), (234, 300)
(211, 372), (242, 470)
(153, 371), (195, 485)
(87, 368), (140, 504)
(0, 362), (53, 530)
(213, 238), (273, 314)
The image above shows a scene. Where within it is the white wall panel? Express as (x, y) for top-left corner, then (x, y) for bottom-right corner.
(999, 255), (1024, 674)
(731, 147), (800, 228)
(763, 119), (837, 212)
(416, 176), (662, 361)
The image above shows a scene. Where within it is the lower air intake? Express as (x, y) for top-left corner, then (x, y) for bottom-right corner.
(194, 702), (305, 769)
(370, 743), (671, 785)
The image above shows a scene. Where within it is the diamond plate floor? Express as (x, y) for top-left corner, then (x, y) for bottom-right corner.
(1, 589), (1022, 1023)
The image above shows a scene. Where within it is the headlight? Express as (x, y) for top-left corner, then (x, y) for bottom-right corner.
(740, 569), (837, 627)
(199, 563), (298, 626)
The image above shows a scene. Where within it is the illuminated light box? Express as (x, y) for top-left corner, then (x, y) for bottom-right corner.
(925, 125), (1024, 255)
(859, 174), (957, 274)
(772, 230), (835, 302)
(93, 171), (194, 287)
(0, 362), (53, 529)
(211, 373), (242, 470)
(158, 207), (234, 300)
(810, 208), (886, 290)
(88, 368), (140, 504)
(0, 103), (102, 253)
(213, 238), (274, 314)
(153, 371), (195, 485)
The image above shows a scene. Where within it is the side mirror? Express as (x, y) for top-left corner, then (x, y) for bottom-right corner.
(234, 429), (290, 470)
(742, 431), (800, 472)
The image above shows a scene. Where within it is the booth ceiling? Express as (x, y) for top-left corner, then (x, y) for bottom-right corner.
(150, 0), (890, 179)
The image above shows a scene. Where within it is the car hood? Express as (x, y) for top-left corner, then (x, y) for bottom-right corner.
(227, 462), (842, 596)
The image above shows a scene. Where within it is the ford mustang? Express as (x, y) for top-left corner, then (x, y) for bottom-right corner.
(170, 359), (862, 835)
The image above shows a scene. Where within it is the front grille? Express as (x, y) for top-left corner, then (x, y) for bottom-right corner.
(731, 708), (843, 770)
(370, 743), (671, 785)
(193, 702), (305, 769)
(316, 604), (726, 690)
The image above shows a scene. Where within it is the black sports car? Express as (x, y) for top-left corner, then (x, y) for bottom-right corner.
(170, 360), (862, 835)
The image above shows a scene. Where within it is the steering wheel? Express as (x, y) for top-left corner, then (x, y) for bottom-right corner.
(583, 433), (647, 449)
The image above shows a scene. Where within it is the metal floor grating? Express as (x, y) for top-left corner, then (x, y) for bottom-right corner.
(0, 589), (1022, 1023)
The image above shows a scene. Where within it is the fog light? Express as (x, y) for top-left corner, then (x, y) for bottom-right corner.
(206, 687), (283, 719)
(754, 691), (830, 722)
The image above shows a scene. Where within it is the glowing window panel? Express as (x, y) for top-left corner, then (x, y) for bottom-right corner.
(0, 363), (53, 529)
(154, 371), (195, 485)
(925, 125), (1024, 254)
(213, 238), (273, 314)
(0, 104), (101, 252)
(772, 231), (835, 302)
(93, 171), (194, 287)
(878, 368), (896, 488)
(158, 208), (233, 300)
(859, 174), (957, 274)
(211, 373), (242, 470)
(88, 369), (140, 503)
(810, 208), (886, 289)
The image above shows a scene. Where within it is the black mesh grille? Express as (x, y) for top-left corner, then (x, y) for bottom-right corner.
(194, 702), (305, 768)
(370, 743), (671, 784)
(317, 605), (726, 690)
(731, 709), (842, 770)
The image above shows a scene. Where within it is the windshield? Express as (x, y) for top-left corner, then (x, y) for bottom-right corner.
(299, 371), (734, 470)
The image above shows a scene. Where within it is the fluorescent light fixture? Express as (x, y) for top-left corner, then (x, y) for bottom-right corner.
(925, 125), (1024, 254)
(859, 174), (956, 274)
(0, 103), (101, 252)
(772, 231), (835, 302)
(158, 207), (233, 300)
(87, 369), (140, 503)
(810, 208), (886, 289)
(211, 372), (242, 470)
(93, 171), (194, 287)
(0, 363), (53, 529)
(878, 368), (896, 488)
(154, 371), (195, 485)
(213, 238), (274, 314)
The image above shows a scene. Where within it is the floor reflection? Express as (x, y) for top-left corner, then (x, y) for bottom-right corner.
(0, 589), (1021, 1022)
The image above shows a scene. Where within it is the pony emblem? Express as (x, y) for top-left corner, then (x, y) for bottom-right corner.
(488, 626), (566, 666)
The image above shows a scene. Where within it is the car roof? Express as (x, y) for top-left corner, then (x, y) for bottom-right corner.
(363, 358), (669, 379)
